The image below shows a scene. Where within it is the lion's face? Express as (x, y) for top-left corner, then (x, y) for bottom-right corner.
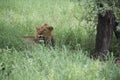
(36, 24), (53, 40)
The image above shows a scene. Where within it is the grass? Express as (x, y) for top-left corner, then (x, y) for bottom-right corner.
(0, 0), (120, 80)
(0, 0), (96, 50)
(0, 47), (120, 80)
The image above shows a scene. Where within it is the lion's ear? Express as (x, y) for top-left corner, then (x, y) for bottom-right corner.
(36, 27), (38, 30)
(48, 26), (53, 31)
(36, 27), (40, 31)
(43, 23), (48, 26)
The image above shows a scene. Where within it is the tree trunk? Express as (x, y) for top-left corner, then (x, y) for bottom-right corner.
(94, 10), (115, 60)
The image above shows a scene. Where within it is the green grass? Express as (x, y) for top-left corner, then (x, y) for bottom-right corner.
(0, 0), (96, 50)
(0, 47), (120, 80)
(0, 0), (120, 80)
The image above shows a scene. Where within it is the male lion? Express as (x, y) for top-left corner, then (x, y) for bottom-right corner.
(23, 23), (55, 47)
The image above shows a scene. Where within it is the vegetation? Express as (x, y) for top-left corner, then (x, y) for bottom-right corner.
(0, 0), (120, 80)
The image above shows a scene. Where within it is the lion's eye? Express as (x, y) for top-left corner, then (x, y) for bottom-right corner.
(39, 31), (46, 35)
(43, 30), (47, 33)
(39, 31), (43, 35)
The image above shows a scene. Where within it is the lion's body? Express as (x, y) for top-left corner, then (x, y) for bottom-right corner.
(23, 36), (39, 43)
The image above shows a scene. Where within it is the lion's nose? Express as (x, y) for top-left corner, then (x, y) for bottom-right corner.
(38, 35), (43, 38)
(38, 35), (45, 39)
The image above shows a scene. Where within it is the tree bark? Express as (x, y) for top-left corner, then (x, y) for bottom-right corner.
(94, 10), (115, 60)
(93, 1), (120, 60)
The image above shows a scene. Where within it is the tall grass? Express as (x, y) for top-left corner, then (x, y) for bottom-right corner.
(0, 47), (120, 80)
(0, 0), (120, 80)
(0, 0), (96, 50)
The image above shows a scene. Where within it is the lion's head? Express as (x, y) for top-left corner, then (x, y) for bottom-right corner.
(35, 23), (53, 40)
(35, 23), (55, 46)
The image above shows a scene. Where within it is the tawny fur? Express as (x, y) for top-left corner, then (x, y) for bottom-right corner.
(23, 23), (55, 47)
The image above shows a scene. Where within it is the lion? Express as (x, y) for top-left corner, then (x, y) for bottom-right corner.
(23, 23), (55, 47)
